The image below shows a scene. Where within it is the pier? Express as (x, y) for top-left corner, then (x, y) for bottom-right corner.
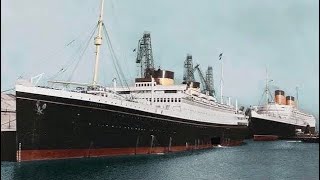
(1, 93), (17, 161)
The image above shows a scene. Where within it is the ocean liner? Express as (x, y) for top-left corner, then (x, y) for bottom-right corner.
(248, 70), (316, 139)
(14, 0), (248, 161)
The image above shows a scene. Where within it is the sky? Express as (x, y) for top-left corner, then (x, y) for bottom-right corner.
(1, 0), (319, 119)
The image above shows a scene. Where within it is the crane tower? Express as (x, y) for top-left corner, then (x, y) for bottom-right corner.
(183, 54), (195, 83)
(206, 66), (215, 96)
(136, 32), (155, 78)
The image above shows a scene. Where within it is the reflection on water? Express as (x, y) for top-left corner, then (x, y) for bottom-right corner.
(1, 140), (319, 180)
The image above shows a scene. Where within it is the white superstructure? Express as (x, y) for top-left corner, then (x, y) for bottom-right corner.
(115, 80), (248, 126)
(16, 79), (248, 127)
(250, 69), (316, 131)
(251, 103), (316, 128)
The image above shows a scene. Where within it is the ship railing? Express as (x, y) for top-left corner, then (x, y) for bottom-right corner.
(48, 80), (91, 86)
(183, 97), (235, 114)
(255, 110), (278, 118)
(30, 73), (45, 86)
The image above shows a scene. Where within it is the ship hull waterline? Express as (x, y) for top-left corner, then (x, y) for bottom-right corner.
(16, 91), (247, 162)
(249, 117), (316, 139)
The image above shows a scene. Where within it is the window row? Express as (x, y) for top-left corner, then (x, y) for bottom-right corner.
(142, 97), (181, 103)
(135, 83), (155, 87)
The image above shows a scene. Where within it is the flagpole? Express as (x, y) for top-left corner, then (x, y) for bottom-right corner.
(220, 53), (223, 104)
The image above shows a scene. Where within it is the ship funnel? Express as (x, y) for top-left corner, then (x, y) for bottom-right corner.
(274, 90), (286, 105)
(286, 96), (295, 106)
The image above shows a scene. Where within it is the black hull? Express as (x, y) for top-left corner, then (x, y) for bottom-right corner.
(15, 91), (248, 161)
(249, 117), (315, 139)
(301, 137), (319, 143)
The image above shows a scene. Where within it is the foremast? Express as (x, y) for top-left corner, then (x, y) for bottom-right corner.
(263, 67), (274, 105)
(92, 0), (105, 87)
(265, 68), (269, 105)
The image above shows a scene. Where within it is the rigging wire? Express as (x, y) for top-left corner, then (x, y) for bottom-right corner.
(1, 119), (16, 126)
(47, 23), (99, 81)
(107, 0), (135, 86)
(102, 24), (124, 88)
(102, 23), (134, 100)
(1, 88), (15, 93)
(1, 100), (15, 108)
(18, 22), (98, 81)
(67, 23), (99, 82)
(112, 1), (136, 84)
(49, 42), (84, 79)
(257, 90), (266, 107)
(102, 25), (127, 87)
(18, 39), (77, 79)
(257, 85), (282, 119)
(47, 44), (83, 81)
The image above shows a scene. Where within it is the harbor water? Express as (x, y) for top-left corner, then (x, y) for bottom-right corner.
(1, 140), (319, 180)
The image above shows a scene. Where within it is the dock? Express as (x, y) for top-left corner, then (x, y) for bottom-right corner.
(1, 93), (17, 161)
(288, 135), (319, 143)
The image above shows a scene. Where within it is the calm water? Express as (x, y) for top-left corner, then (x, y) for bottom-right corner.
(1, 140), (319, 180)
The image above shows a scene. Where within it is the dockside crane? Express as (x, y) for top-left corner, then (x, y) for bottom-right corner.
(183, 54), (195, 83)
(136, 32), (155, 78)
(206, 66), (215, 96)
(193, 64), (216, 97)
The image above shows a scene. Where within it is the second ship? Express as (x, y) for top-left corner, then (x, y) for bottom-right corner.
(248, 71), (316, 140)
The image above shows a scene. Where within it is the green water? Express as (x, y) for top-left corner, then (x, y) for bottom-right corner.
(1, 140), (319, 180)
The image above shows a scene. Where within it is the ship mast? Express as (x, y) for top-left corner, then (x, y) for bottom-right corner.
(265, 67), (273, 105)
(265, 68), (269, 105)
(92, 0), (105, 87)
(296, 86), (299, 109)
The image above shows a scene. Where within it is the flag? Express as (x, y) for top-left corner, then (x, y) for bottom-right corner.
(219, 53), (223, 60)
(133, 48), (136, 52)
